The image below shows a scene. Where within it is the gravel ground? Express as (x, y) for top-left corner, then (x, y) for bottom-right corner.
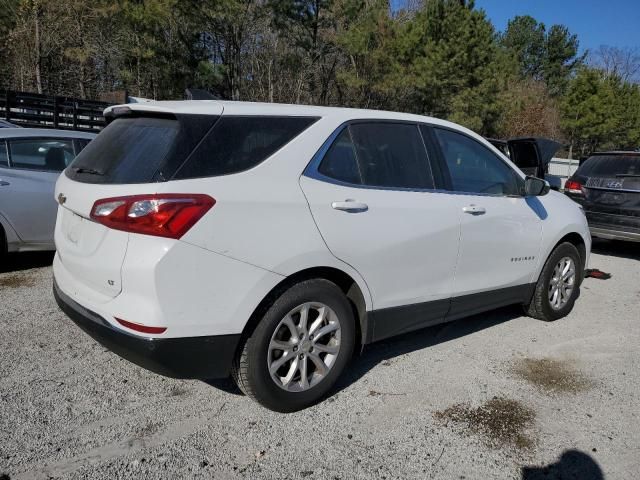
(1, 241), (639, 480)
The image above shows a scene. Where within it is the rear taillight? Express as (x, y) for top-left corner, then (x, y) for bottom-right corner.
(115, 317), (167, 334)
(91, 194), (215, 239)
(564, 179), (583, 195)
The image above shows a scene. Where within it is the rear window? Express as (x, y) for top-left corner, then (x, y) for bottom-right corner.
(579, 155), (640, 177)
(66, 115), (216, 184)
(173, 116), (319, 179)
(67, 115), (318, 183)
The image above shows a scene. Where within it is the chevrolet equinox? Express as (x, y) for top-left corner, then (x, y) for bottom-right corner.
(53, 101), (591, 412)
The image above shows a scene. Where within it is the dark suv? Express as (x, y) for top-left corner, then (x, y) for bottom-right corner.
(564, 151), (640, 242)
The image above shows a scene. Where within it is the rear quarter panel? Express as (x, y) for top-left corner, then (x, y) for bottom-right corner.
(168, 116), (374, 311)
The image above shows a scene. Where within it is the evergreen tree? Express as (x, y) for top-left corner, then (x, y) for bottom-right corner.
(501, 15), (584, 96)
(501, 15), (546, 79)
(393, 0), (504, 133)
(561, 67), (640, 156)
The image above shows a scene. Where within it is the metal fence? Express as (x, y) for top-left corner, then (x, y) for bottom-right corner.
(0, 90), (111, 132)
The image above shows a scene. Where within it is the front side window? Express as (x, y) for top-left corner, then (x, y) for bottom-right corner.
(434, 128), (521, 196)
(8, 138), (75, 172)
(318, 122), (434, 190)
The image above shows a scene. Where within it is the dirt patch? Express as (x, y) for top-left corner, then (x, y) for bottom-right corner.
(368, 390), (406, 397)
(137, 421), (162, 438)
(435, 397), (536, 450)
(512, 358), (591, 394)
(168, 385), (190, 397)
(0, 274), (36, 288)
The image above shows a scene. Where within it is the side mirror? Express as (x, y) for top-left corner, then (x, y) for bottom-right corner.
(524, 176), (550, 196)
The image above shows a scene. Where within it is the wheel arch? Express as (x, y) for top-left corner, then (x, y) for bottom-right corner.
(0, 219), (6, 255)
(557, 232), (587, 268)
(544, 231), (588, 286)
(0, 212), (20, 253)
(239, 266), (370, 353)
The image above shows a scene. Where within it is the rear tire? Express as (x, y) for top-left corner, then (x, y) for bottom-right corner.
(525, 242), (581, 322)
(231, 279), (355, 412)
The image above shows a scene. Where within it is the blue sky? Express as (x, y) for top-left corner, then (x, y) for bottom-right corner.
(475, 0), (640, 53)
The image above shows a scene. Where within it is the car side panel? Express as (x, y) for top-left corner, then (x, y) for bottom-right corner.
(174, 173), (374, 313)
(166, 118), (375, 312)
(531, 190), (591, 280)
(0, 166), (58, 247)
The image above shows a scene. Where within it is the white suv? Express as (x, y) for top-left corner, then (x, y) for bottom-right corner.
(53, 101), (590, 412)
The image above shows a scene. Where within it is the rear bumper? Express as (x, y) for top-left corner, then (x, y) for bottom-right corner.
(54, 279), (240, 379)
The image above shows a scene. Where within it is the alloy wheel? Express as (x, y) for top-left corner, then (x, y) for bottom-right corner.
(548, 256), (576, 310)
(268, 302), (342, 392)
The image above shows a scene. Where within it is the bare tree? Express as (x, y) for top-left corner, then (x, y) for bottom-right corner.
(592, 45), (640, 82)
(498, 79), (561, 139)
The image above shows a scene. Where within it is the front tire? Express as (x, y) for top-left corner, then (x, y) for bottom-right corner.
(525, 242), (582, 321)
(231, 279), (355, 412)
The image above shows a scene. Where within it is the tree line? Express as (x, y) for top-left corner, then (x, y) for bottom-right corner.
(1, 0), (639, 156)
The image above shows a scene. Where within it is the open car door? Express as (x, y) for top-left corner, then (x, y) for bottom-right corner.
(507, 137), (562, 177)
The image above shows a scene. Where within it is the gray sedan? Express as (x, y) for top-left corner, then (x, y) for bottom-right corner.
(0, 128), (96, 254)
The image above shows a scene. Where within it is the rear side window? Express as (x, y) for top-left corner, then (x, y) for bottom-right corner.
(174, 116), (318, 179)
(318, 122), (434, 190)
(0, 141), (7, 167)
(8, 138), (75, 172)
(433, 128), (521, 196)
(318, 129), (361, 184)
(579, 155), (640, 177)
(350, 123), (434, 189)
(67, 115), (217, 184)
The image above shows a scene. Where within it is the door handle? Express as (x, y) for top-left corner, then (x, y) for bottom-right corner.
(462, 205), (486, 215)
(331, 200), (368, 213)
(0, 179), (9, 186)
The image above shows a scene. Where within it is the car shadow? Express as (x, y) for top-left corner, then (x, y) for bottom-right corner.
(204, 305), (523, 399)
(336, 304), (522, 392)
(0, 251), (55, 273)
(591, 238), (640, 261)
(521, 449), (604, 480)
